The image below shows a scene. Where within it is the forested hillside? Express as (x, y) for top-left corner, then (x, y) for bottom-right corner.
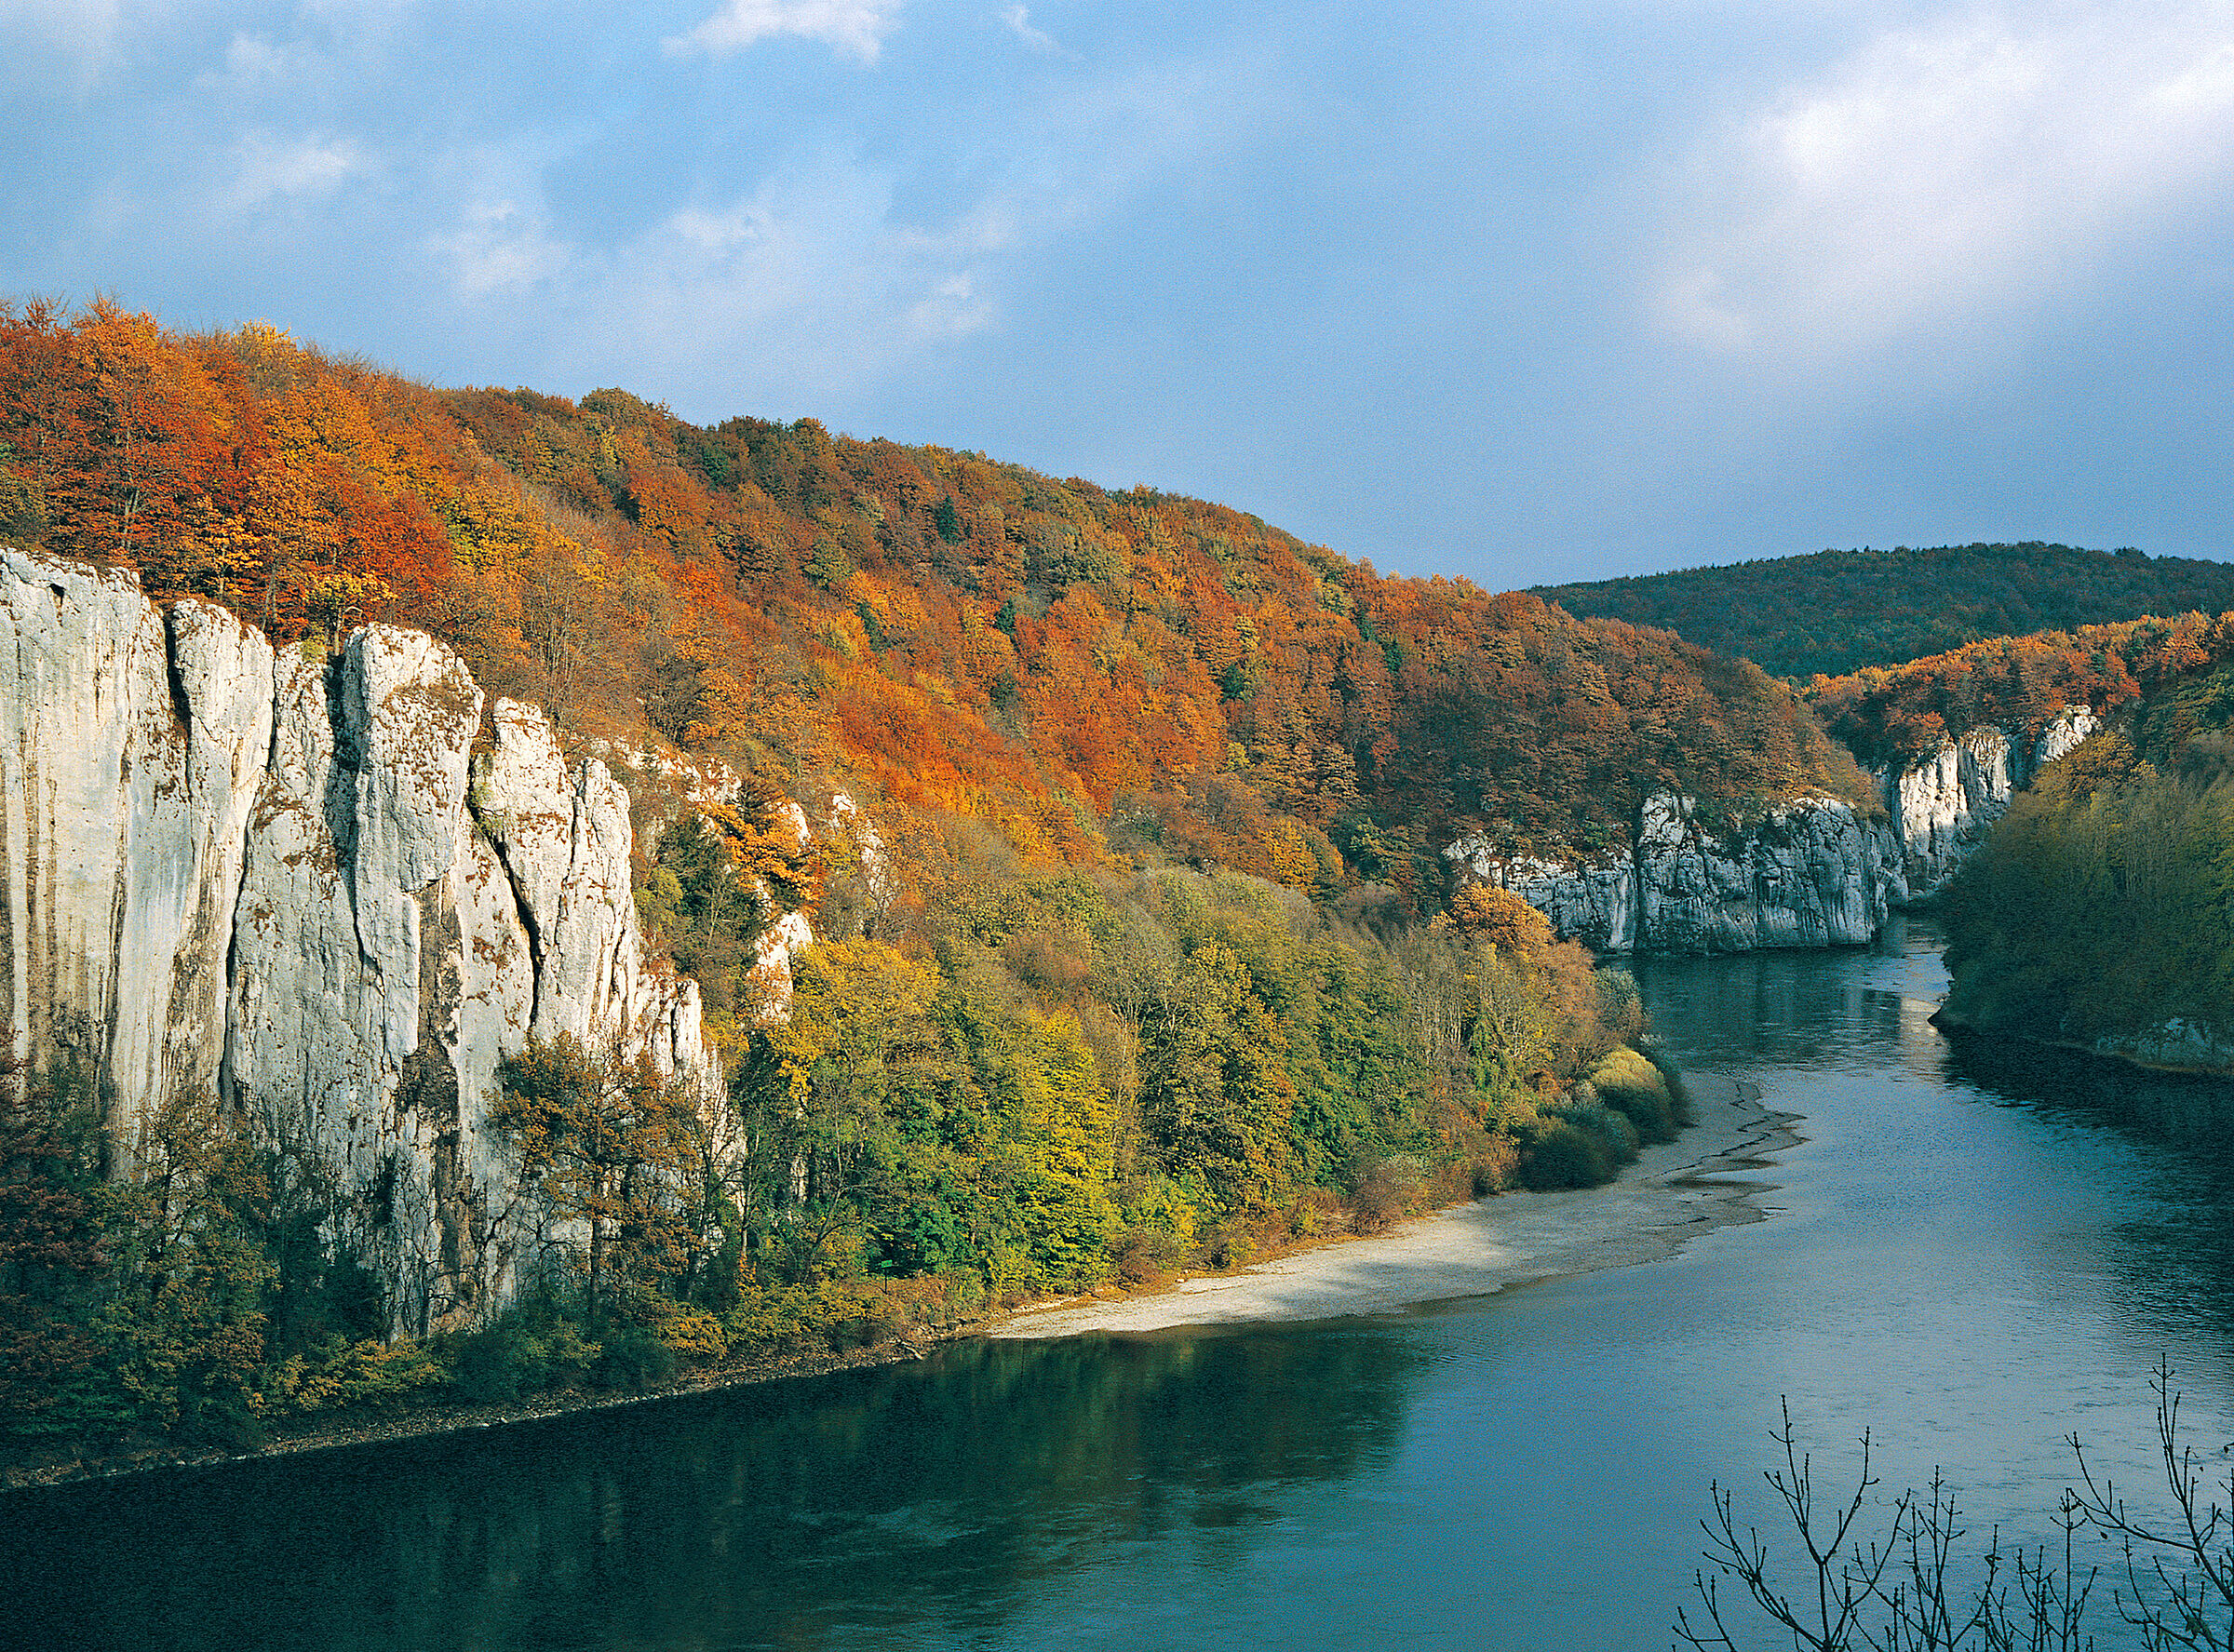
(1538, 543), (2234, 680)
(0, 300), (1752, 1459)
(0, 299), (1864, 881)
(1805, 611), (2234, 766)
(1936, 665), (2234, 1062)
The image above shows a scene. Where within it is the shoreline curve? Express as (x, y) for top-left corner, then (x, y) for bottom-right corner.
(987, 1070), (1796, 1340)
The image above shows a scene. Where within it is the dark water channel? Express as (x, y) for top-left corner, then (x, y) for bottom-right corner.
(12, 916), (2234, 1650)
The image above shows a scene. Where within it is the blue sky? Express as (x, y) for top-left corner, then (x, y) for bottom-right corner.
(7, 0), (2233, 586)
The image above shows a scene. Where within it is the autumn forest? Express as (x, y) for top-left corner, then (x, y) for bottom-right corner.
(4, 299), (2227, 1459)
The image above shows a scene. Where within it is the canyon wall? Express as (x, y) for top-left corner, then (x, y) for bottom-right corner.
(1447, 709), (2100, 954)
(1, 547), (722, 1333)
(1877, 708), (2097, 898)
(1447, 792), (1909, 954)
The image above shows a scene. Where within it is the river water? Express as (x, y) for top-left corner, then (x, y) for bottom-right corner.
(13, 916), (2234, 1650)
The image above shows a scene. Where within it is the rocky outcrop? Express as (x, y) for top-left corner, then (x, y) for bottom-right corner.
(1877, 708), (2097, 897)
(1447, 709), (2104, 954)
(1447, 791), (1908, 954)
(1, 548), (720, 1333)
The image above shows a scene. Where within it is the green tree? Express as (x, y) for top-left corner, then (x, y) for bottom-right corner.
(1137, 940), (1299, 1216)
(95, 1093), (278, 1441)
(0, 1055), (109, 1437)
(493, 1034), (703, 1326)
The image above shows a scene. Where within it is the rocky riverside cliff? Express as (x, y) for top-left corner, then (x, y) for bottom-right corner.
(1874, 708), (2097, 897)
(1446, 792), (1909, 954)
(1, 547), (722, 1334)
(1444, 708), (2099, 954)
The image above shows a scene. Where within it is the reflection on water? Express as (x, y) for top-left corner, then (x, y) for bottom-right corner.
(1944, 1028), (2234, 1350)
(10, 1328), (1422, 1652)
(12, 917), (2234, 1651)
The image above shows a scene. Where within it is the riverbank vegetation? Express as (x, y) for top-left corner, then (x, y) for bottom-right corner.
(0, 850), (1681, 1472)
(1936, 654), (2234, 1059)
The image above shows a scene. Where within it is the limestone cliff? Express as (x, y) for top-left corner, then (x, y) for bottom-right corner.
(1, 548), (720, 1333)
(1443, 708), (2099, 954)
(1875, 708), (2098, 897)
(1447, 792), (1908, 954)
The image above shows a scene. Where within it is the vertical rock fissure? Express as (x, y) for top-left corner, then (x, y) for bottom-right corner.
(321, 650), (372, 969)
(218, 660), (286, 1112)
(98, 798), (128, 1130)
(160, 610), (194, 790)
(471, 780), (546, 1031)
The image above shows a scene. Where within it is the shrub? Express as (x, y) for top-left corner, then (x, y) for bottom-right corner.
(593, 1326), (678, 1391)
(1348, 1154), (1426, 1232)
(1515, 1118), (1613, 1189)
(449, 1320), (555, 1405)
(656, 1310), (729, 1364)
(1110, 1225), (1184, 1285)
(1197, 1225), (1257, 1270)
(1590, 1046), (1680, 1143)
(269, 1336), (446, 1415)
(1553, 1095), (1640, 1165)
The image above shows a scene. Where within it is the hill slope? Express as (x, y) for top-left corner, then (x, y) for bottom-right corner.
(0, 301), (1866, 896)
(0, 301), (1758, 1455)
(1536, 543), (2234, 680)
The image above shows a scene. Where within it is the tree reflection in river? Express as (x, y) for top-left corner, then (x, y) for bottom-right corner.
(1942, 1027), (2234, 1349)
(10, 1325), (1422, 1652)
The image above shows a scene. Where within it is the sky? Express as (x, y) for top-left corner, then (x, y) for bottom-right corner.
(5, 0), (2234, 588)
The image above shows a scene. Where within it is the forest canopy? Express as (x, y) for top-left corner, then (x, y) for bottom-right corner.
(0, 299), (1868, 888)
(1806, 611), (2234, 767)
(1538, 543), (2234, 682)
(0, 299), (1741, 1461)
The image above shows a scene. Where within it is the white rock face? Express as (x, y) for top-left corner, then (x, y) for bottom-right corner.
(1878, 707), (2098, 897)
(1, 549), (720, 1332)
(748, 910), (818, 1021)
(1445, 706), (2104, 953)
(1447, 791), (1907, 954)
(0, 551), (276, 1143)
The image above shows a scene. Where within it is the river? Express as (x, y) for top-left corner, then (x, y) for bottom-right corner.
(12, 915), (2234, 1650)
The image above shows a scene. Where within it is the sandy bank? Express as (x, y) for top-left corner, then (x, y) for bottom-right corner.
(990, 1072), (1794, 1339)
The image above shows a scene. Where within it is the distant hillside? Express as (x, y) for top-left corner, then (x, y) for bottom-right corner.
(1535, 544), (2234, 680)
(1807, 611), (2234, 768)
(0, 301), (1868, 893)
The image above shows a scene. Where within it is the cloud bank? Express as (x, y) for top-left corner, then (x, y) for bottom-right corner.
(665, 0), (906, 62)
(1653, 4), (2234, 373)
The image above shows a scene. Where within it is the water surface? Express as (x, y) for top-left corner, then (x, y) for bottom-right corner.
(13, 917), (2234, 1649)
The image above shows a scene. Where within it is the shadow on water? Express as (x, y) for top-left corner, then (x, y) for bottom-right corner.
(4, 1323), (1423, 1652)
(1944, 1029), (2234, 1176)
(1941, 1027), (2234, 1348)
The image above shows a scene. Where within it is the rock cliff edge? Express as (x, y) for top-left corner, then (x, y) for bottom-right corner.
(0, 548), (720, 1332)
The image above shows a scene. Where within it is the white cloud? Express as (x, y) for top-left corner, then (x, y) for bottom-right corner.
(1650, 4), (2234, 371)
(0, 0), (122, 80)
(1001, 5), (1062, 56)
(427, 148), (1009, 397)
(198, 30), (343, 97)
(423, 53), (1254, 401)
(435, 198), (570, 296)
(664, 0), (903, 62)
(221, 130), (369, 211)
